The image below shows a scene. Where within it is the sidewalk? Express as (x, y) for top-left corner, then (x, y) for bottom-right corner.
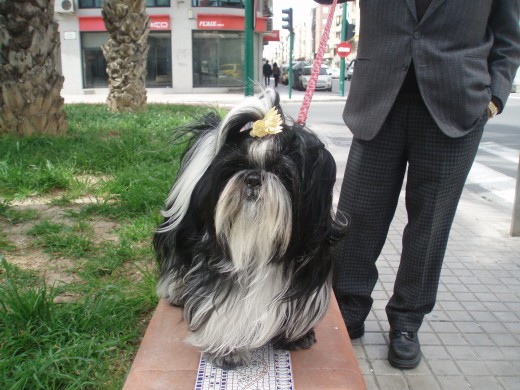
(62, 86), (347, 107)
(65, 90), (520, 390)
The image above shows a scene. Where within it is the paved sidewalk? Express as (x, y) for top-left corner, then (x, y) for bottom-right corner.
(64, 90), (520, 390)
(347, 189), (520, 390)
(62, 88), (347, 106)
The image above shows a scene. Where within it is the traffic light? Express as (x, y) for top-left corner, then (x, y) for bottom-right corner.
(282, 8), (293, 31)
(347, 24), (356, 40)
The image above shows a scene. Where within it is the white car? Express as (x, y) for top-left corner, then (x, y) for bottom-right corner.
(299, 66), (332, 91)
(328, 67), (341, 79)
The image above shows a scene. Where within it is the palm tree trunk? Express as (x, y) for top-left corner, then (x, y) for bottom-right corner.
(102, 0), (150, 113)
(0, 0), (67, 136)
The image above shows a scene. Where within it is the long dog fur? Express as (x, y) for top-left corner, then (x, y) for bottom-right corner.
(154, 88), (347, 368)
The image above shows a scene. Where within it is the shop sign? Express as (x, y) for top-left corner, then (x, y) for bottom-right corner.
(263, 30), (280, 42)
(197, 14), (266, 32)
(79, 15), (170, 31)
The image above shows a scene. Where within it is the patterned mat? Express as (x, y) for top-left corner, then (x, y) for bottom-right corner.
(195, 344), (293, 390)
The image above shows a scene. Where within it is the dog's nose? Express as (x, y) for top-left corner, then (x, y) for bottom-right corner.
(245, 172), (261, 188)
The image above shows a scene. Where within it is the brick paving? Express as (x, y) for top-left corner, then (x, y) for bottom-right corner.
(346, 189), (520, 390)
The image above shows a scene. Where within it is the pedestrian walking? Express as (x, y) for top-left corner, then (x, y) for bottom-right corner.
(316, 0), (520, 369)
(263, 60), (272, 86)
(272, 62), (280, 88)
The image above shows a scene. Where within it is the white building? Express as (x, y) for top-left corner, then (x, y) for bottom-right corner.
(54, 0), (274, 95)
(268, 1), (359, 67)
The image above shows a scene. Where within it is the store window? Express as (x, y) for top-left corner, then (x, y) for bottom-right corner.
(146, 0), (171, 6)
(79, 0), (170, 7)
(78, 0), (103, 8)
(192, 0), (244, 8)
(192, 31), (244, 87)
(147, 33), (173, 87)
(82, 32), (108, 88)
(81, 32), (172, 88)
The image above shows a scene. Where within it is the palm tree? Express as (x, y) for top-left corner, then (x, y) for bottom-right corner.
(102, 0), (150, 113)
(0, 0), (67, 135)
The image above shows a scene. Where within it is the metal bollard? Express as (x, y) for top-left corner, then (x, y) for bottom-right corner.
(511, 153), (520, 237)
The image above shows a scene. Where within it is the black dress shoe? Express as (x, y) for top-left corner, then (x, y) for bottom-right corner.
(347, 323), (365, 340)
(388, 330), (421, 369)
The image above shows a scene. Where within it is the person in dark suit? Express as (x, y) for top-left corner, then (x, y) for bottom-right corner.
(315, 0), (520, 369)
(263, 60), (273, 86)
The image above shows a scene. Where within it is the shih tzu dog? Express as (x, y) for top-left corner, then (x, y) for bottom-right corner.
(154, 88), (347, 369)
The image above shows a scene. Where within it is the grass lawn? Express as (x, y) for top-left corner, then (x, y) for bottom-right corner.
(0, 104), (205, 389)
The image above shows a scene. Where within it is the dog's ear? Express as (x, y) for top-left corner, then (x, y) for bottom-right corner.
(301, 145), (337, 242)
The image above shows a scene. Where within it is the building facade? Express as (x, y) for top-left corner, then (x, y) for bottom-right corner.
(54, 0), (273, 95)
(270, 1), (358, 69)
(320, 1), (358, 66)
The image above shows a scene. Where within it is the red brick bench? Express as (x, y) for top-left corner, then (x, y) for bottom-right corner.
(123, 294), (366, 389)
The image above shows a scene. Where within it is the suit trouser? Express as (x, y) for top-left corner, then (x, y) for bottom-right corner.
(333, 98), (485, 332)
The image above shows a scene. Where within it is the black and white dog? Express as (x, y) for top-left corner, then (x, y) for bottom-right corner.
(154, 89), (347, 369)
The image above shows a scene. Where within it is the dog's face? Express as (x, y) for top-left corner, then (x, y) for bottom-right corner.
(187, 120), (337, 272)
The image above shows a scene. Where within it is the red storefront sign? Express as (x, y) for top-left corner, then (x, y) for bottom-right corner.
(197, 14), (267, 32)
(79, 15), (170, 31)
(263, 30), (280, 42)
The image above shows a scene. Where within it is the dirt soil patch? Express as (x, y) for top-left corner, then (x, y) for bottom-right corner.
(1, 193), (120, 290)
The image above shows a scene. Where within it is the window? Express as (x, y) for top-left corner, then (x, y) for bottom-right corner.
(81, 32), (172, 88)
(192, 31), (244, 87)
(192, 0), (244, 8)
(146, 33), (173, 87)
(81, 32), (109, 88)
(146, 0), (171, 6)
(80, 0), (170, 7)
(79, 0), (103, 8)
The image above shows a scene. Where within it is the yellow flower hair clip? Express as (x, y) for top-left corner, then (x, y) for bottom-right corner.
(250, 107), (283, 138)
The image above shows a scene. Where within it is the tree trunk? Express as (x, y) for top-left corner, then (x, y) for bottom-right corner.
(102, 0), (150, 113)
(0, 0), (67, 136)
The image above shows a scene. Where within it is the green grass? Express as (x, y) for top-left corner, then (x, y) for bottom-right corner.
(27, 220), (94, 258)
(0, 103), (205, 389)
(0, 202), (40, 224)
(0, 258), (157, 390)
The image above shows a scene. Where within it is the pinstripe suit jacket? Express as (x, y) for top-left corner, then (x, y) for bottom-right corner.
(343, 0), (520, 140)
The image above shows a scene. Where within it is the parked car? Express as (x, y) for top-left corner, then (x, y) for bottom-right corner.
(346, 60), (355, 81)
(291, 61), (310, 88)
(281, 65), (289, 85)
(218, 63), (241, 79)
(299, 65), (332, 91)
(328, 67), (341, 79)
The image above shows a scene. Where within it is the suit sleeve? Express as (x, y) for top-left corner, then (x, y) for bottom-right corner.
(488, 0), (520, 108)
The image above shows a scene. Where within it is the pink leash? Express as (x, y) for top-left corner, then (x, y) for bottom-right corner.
(297, 0), (339, 125)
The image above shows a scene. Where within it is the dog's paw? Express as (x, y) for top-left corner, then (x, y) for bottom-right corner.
(206, 349), (251, 370)
(275, 329), (317, 350)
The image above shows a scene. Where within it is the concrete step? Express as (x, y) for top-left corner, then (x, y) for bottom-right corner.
(123, 294), (366, 389)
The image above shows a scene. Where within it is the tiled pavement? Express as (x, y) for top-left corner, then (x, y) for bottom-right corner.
(65, 90), (520, 390)
(348, 188), (520, 390)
